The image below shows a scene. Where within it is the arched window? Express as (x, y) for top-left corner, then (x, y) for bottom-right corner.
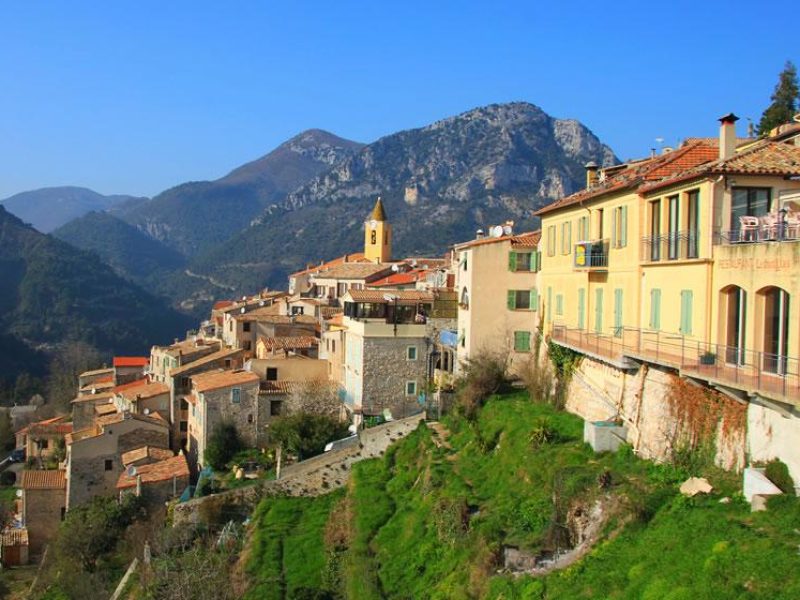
(721, 285), (746, 365)
(758, 286), (790, 374)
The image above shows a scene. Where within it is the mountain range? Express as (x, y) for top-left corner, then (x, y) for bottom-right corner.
(0, 186), (146, 233)
(8, 101), (617, 333)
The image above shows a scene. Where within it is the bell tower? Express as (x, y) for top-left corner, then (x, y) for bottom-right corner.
(364, 197), (391, 263)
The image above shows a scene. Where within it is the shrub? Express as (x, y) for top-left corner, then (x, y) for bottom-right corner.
(528, 417), (558, 449)
(455, 350), (508, 420)
(765, 458), (796, 495)
(204, 422), (244, 471)
(270, 413), (350, 460)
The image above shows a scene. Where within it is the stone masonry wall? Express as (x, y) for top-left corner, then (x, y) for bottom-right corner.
(24, 488), (65, 556)
(173, 413), (424, 526)
(564, 356), (746, 471)
(362, 336), (427, 417)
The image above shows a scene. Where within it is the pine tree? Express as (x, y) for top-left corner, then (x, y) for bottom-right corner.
(757, 61), (799, 136)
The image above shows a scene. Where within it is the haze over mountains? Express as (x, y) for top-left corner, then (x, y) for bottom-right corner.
(16, 102), (617, 322)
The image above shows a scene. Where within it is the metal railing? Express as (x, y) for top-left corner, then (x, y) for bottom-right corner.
(573, 241), (608, 270)
(713, 226), (800, 245)
(551, 324), (800, 402)
(640, 230), (700, 262)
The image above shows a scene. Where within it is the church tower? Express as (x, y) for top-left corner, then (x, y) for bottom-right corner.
(364, 197), (392, 263)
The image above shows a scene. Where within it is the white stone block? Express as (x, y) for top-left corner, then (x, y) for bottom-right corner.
(743, 467), (783, 504)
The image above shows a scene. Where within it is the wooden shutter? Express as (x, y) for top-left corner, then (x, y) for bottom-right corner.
(507, 290), (516, 310)
(508, 252), (517, 272)
(530, 289), (539, 311)
(620, 206), (628, 247)
(577, 288), (585, 329)
(595, 289), (603, 333)
(680, 290), (693, 335)
(650, 289), (661, 330)
(613, 289), (623, 337)
(611, 209), (618, 248)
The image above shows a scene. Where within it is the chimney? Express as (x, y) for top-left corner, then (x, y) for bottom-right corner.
(475, 229), (485, 240)
(585, 162), (599, 189)
(718, 113), (739, 160)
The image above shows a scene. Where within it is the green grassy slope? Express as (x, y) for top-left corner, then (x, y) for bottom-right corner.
(242, 393), (800, 599)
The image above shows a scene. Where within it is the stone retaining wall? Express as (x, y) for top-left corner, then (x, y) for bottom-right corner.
(173, 412), (424, 525)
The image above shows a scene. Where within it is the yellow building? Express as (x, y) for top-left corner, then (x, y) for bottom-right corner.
(454, 228), (541, 377)
(537, 114), (800, 406)
(364, 197), (392, 263)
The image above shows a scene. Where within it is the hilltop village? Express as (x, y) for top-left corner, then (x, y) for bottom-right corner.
(3, 114), (800, 566)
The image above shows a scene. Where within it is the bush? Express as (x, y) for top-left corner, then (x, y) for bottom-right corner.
(455, 351), (508, 420)
(270, 413), (350, 460)
(204, 422), (244, 470)
(521, 357), (555, 406)
(765, 458), (796, 495)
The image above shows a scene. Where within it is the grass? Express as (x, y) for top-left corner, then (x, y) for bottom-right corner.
(243, 490), (344, 600)
(241, 391), (800, 599)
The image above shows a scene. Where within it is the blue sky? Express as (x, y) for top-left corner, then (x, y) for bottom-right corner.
(1, 1), (797, 199)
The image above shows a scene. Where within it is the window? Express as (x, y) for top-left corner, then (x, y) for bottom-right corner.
(612, 206), (628, 248)
(331, 340), (336, 353)
(594, 289), (604, 333)
(561, 222), (572, 254)
(577, 216), (590, 241)
(180, 376), (189, 389)
(460, 287), (469, 308)
(247, 414), (254, 424)
(513, 331), (531, 352)
(507, 290), (536, 310)
(243, 322), (251, 333)
(406, 381), (417, 396)
(407, 346), (418, 360)
(384, 230), (389, 245)
(224, 359), (232, 369)
(597, 208), (604, 240)
(371, 230), (377, 244)
(270, 400), (282, 416)
(180, 421), (188, 432)
(649, 289), (662, 330)
(337, 282), (348, 297)
(679, 290), (693, 335)
(266, 368), (278, 381)
(555, 294), (563, 316)
(104, 459), (113, 471)
(613, 289), (623, 337)
(60, 507), (66, 521)
(460, 252), (468, 271)
(731, 187), (771, 231)
(547, 225), (557, 256)
(243, 340), (252, 351)
(231, 387), (241, 404)
(723, 286), (746, 365)
(650, 200), (661, 261)
(180, 399), (189, 410)
(509, 251), (533, 272)
(668, 195), (679, 259)
(761, 287), (789, 374)
(291, 306), (304, 315)
(687, 190), (700, 258)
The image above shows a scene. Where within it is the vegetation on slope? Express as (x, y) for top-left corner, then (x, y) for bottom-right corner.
(241, 392), (800, 599)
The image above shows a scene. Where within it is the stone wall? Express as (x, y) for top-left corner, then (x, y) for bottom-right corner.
(564, 356), (746, 470)
(362, 336), (427, 417)
(24, 488), (65, 556)
(173, 413), (424, 526)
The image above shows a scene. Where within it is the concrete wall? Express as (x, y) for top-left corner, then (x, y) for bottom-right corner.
(747, 399), (800, 488)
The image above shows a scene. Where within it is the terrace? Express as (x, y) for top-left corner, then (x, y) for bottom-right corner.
(551, 324), (800, 405)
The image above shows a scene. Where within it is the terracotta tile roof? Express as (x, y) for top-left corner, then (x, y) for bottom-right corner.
(259, 336), (319, 352)
(455, 230), (541, 250)
(289, 297), (322, 305)
(311, 262), (393, 280)
(535, 140), (718, 216)
(368, 271), (426, 287)
(159, 339), (220, 357)
(290, 253), (367, 278)
(116, 454), (189, 489)
(117, 382), (169, 402)
(121, 446), (174, 466)
(16, 416), (72, 436)
(212, 300), (235, 310)
(0, 528), (28, 546)
(71, 392), (115, 404)
(79, 380), (114, 394)
(94, 403), (118, 416)
(259, 381), (300, 395)
(95, 412), (168, 429)
(66, 425), (101, 444)
(325, 313), (344, 327)
(113, 356), (149, 368)
(235, 312), (317, 324)
(20, 470), (66, 490)
(80, 367), (114, 378)
(346, 289), (434, 304)
(169, 347), (243, 376)
(192, 369), (260, 393)
(640, 140), (800, 193)
(114, 378), (149, 393)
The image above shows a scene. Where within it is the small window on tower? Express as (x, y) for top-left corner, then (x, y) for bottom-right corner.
(384, 230), (389, 245)
(371, 230), (377, 244)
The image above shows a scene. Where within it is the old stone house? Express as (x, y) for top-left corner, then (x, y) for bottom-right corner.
(65, 412), (169, 509)
(116, 454), (190, 510)
(15, 416), (72, 463)
(19, 470), (66, 555)
(70, 392), (115, 431)
(113, 381), (170, 422)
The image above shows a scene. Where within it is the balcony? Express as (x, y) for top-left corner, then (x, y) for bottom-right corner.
(573, 240), (608, 271)
(641, 231), (700, 263)
(551, 325), (800, 405)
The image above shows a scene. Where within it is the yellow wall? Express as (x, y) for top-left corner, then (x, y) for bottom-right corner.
(364, 220), (391, 262)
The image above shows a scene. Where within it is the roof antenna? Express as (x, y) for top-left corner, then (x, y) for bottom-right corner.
(746, 118), (755, 138)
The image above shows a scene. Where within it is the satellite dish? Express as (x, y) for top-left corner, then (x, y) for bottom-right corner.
(491, 225), (504, 238)
(240, 307), (246, 314)
(242, 295), (247, 301)
(15, 489), (22, 498)
(348, 424), (357, 435)
(391, 264), (400, 272)
(503, 225), (513, 236)
(126, 465), (137, 477)
(259, 300), (265, 307)
(143, 408), (150, 415)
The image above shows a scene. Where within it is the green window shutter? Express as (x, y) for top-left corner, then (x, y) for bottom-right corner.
(680, 290), (693, 335)
(508, 251), (517, 272)
(514, 331), (531, 352)
(507, 290), (516, 310)
(613, 288), (623, 337)
(650, 289), (661, 330)
(611, 209), (617, 248)
(530, 289), (538, 311)
(577, 288), (585, 329)
(621, 206), (628, 247)
(595, 289), (603, 333)
(547, 287), (553, 323)
(534, 250), (541, 272)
